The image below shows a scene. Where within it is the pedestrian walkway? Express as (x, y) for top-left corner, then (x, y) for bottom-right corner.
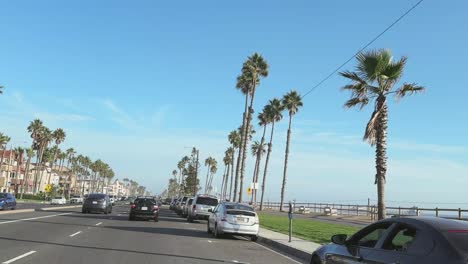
(258, 227), (321, 259)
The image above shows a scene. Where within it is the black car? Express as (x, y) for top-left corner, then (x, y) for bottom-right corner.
(129, 197), (159, 222)
(0, 193), (16, 210)
(311, 216), (468, 264)
(82, 193), (112, 214)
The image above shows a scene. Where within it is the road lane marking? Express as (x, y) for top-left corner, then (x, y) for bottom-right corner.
(2, 251), (36, 264)
(254, 243), (302, 264)
(117, 214), (121, 216)
(0, 213), (72, 225)
(69, 231), (82, 237)
(95, 222), (102, 226)
(207, 240), (212, 243)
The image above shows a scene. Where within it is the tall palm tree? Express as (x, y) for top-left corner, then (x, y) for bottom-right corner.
(207, 163), (217, 194)
(48, 128), (66, 184)
(252, 111), (268, 206)
(34, 126), (52, 193)
(228, 130), (240, 201)
(237, 53), (269, 203)
(27, 119), (43, 193)
(0, 133), (11, 177)
(13, 147), (24, 194)
(204, 157), (215, 193)
(279, 90), (303, 211)
(65, 148), (76, 199)
(177, 156), (189, 196)
(340, 49), (425, 220)
(259, 98), (283, 210)
(250, 139), (266, 205)
(20, 148), (34, 198)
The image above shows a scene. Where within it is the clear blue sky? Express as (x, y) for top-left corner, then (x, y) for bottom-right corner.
(1, 0), (467, 206)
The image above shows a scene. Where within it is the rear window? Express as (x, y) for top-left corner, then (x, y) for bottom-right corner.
(196, 197), (218, 206)
(225, 204), (254, 211)
(135, 198), (156, 205)
(88, 194), (105, 199)
(445, 231), (468, 255)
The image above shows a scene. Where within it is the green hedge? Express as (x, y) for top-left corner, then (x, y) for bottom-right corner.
(18, 193), (45, 200)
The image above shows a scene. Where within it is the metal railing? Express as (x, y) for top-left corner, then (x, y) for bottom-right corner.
(261, 201), (468, 221)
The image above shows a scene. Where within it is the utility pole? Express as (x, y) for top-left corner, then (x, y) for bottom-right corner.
(193, 148), (199, 195)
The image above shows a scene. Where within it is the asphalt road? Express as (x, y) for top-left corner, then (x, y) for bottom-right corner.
(0, 206), (304, 264)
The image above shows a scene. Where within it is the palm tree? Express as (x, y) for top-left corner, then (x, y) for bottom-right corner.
(259, 98), (283, 210)
(65, 148), (76, 199)
(48, 128), (66, 184)
(228, 130), (240, 201)
(204, 157), (216, 193)
(0, 133), (11, 177)
(177, 156), (189, 196)
(279, 90), (303, 211)
(20, 148), (34, 198)
(207, 163), (217, 194)
(251, 111), (268, 206)
(340, 49), (425, 220)
(13, 147), (24, 194)
(250, 139), (266, 205)
(237, 53), (269, 203)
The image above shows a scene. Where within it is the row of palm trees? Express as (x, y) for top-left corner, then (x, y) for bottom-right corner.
(0, 118), (119, 199)
(220, 49), (423, 220)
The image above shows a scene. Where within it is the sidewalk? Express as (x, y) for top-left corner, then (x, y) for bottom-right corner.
(258, 227), (321, 262)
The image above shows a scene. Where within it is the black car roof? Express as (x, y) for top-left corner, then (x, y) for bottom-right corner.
(382, 216), (468, 231)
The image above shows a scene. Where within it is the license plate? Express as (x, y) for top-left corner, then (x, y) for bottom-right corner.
(92, 201), (97, 204)
(141, 207), (148, 210)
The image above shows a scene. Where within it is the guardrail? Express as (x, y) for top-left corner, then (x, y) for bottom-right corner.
(261, 201), (468, 221)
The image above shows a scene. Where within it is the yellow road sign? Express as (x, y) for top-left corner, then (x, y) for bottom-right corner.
(247, 187), (252, 195)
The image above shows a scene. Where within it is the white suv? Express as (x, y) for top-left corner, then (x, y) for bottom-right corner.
(187, 195), (218, 222)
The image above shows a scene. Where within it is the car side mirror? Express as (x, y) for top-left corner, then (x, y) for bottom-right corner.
(208, 209), (213, 213)
(331, 234), (348, 245)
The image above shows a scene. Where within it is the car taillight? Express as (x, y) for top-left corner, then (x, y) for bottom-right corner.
(254, 216), (260, 224)
(131, 204), (136, 209)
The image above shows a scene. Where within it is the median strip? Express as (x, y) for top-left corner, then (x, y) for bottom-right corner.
(2, 251), (36, 264)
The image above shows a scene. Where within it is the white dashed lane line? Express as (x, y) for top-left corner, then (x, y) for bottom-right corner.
(69, 231), (82, 237)
(2, 251), (36, 264)
(95, 222), (102, 226)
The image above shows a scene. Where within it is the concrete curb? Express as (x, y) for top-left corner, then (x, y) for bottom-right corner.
(257, 235), (312, 263)
(40, 205), (81, 211)
(0, 209), (35, 215)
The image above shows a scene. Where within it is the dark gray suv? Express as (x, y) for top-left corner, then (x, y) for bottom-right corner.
(82, 193), (112, 214)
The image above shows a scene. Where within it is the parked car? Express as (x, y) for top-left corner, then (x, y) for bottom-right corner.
(109, 195), (115, 205)
(207, 202), (259, 241)
(310, 216), (468, 264)
(0, 192), (16, 210)
(129, 197), (159, 222)
(70, 195), (84, 204)
(187, 194), (219, 222)
(82, 193), (112, 214)
(176, 196), (189, 215)
(170, 198), (179, 210)
(182, 197), (194, 218)
(51, 196), (67, 205)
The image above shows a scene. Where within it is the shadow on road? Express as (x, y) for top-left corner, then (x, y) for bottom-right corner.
(103, 225), (212, 239)
(0, 236), (235, 263)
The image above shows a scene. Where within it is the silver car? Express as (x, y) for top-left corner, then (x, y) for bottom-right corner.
(182, 197), (194, 218)
(207, 202), (259, 241)
(176, 196), (189, 215)
(187, 194), (219, 222)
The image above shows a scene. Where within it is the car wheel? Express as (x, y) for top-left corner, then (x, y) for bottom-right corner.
(214, 224), (222, 238)
(129, 214), (135, 221)
(82, 209), (86, 214)
(104, 209), (108, 215)
(207, 221), (212, 234)
(154, 217), (159, 222)
(250, 235), (258, 242)
(310, 255), (322, 264)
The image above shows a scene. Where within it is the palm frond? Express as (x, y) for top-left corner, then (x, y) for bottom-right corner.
(395, 83), (425, 100)
(363, 109), (380, 146)
(344, 97), (369, 110)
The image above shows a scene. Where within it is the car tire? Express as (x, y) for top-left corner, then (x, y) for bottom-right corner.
(310, 255), (322, 264)
(214, 224), (222, 238)
(82, 209), (87, 214)
(154, 217), (159, 222)
(207, 222), (212, 234)
(187, 216), (193, 223)
(250, 235), (258, 242)
(129, 214), (135, 221)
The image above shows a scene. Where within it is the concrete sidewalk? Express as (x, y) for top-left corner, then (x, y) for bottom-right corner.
(258, 227), (321, 262)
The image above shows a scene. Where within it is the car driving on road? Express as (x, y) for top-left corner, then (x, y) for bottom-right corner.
(70, 195), (84, 204)
(51, 196), (67, 205)
(310, 216), (468, 264)
(187, 194), (218, 222)
(0, 193), (16, 210)
(207, 202), (259, 241)
(82, 193), (112, 214)
(129, 197), (159, 222)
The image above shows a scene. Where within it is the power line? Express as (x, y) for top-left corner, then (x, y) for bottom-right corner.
(301, 0), (424, 99)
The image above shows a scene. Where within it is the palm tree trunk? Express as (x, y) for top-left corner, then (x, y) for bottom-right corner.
(259, 122), (275, 211)
(280, 114), (293, 211)
(239, 87), (257, 202)
(220, 165), (227, 198)
(15, 154), (21, 196)
(250, 149), (260, 205)
(253, 125), (267, 206)
(229, 148), (235, 201)
(0, 144), (6, 183)
(67, 159), (72, 200)
(20, 155), (32, 199)
(204, 165), (210, 193)
(233, 93), (249, 202)
(223, 164), (230, 200)
(376, 98), (388, 220)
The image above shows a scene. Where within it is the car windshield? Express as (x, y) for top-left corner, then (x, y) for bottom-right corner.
(196, 197), (218, 206)
(87, 194), (105, 199)
(0, 193), (7, 198)
(135, 198), (156, 205)
(225, 204), (254, 211)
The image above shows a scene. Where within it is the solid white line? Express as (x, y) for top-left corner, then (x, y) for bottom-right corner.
(254, 243), (303, 264)
(95, 222), (102, 226)
(0, 213), (72, 225)
(69, 231), (82, 237)
(2, 251), (36, 264)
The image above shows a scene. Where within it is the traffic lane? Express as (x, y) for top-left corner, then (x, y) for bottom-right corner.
(24, 208), (303, 264)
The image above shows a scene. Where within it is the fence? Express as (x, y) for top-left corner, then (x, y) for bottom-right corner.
(261, 201), (468, 221)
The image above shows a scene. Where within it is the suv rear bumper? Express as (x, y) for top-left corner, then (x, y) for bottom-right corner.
(131, 210), (158, 219)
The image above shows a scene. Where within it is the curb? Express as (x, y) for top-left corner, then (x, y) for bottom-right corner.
(257, 236), (311, 263)
(40, 205), (81, 211)
(0, 209), (35, 215)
